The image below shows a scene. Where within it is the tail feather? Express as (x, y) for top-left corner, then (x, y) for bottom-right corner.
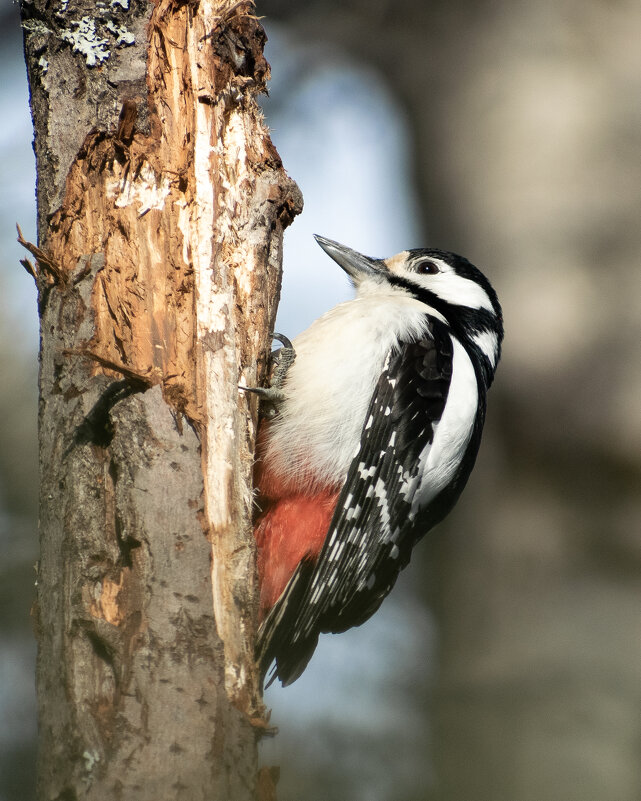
(256, 556), (318, 687)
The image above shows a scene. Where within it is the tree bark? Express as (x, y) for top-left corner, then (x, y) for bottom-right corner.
(21, 0), (301, 798)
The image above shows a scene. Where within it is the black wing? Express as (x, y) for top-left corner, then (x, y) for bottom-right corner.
(257, 317), (454, 686)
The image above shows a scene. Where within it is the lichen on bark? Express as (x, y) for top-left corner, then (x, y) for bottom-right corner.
(21, 0), (301, 797)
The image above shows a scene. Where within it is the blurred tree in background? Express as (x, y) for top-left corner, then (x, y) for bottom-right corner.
(2, 1), (641, 800)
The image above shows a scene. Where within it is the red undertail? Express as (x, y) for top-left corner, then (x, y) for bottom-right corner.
(254, 491), (340, 620)
(254, 424), (340, 620)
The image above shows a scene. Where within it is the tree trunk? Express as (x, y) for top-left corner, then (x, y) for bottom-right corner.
(20, 0), (301, 798)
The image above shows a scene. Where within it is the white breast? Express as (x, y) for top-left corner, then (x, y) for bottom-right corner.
(264, 287), (431, 493)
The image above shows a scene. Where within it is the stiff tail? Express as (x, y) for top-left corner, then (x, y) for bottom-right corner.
(256, 557), (318, 687)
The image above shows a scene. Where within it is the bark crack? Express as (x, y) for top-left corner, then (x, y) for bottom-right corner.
(71, 378), (151, 450)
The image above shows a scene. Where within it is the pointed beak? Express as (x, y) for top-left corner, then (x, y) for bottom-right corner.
(314, 235), (383, 283)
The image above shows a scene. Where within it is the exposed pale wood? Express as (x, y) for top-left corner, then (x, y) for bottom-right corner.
(21, 0), (301, 797)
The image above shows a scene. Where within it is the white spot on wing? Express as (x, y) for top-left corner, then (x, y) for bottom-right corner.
(347, 527), (361, 544)
(328, 540), (346, 562)
(358, 463), (377, 479)
(374, 477), (392, 538)
(309, 583), (323, 605)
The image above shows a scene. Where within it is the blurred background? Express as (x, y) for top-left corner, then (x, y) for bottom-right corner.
(2, 0), (640, 799)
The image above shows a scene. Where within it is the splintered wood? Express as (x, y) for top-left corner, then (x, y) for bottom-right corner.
(24, 0), (301, 796)
(43, 0), (301, 710)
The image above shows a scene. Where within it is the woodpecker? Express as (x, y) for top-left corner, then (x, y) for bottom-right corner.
(252, 235), (503, 686)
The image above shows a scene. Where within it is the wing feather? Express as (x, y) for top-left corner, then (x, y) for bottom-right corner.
(258, 317), (456, 685)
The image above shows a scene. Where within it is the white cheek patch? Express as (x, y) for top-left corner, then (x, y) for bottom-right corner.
(426, 273), (495, 312)
(389, 256), (495, 313)
(472, 330), (499, 367)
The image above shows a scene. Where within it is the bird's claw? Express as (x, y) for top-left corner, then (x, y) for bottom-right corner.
(269, 332), (296, 393)
(241, 332), (296, 419)
(271, 332), (293, 351)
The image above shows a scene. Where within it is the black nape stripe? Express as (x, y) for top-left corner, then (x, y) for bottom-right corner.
(385, 273), (501, 390)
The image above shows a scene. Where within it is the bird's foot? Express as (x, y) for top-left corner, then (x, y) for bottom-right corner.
(242, 333), (296, 419)
(268, 333), (296, 390)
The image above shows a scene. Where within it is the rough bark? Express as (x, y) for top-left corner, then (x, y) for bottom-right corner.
(21, 0), (301, 798)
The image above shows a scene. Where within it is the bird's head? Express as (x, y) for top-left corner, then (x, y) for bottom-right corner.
(314, 234), (504, 382)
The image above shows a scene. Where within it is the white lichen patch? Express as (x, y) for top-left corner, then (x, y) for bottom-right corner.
(82, 749), (100, 772)
(60, 17), (110, 67)
(105, 20), (135, 46)
(110, 0), (130, 8)
(22, 19), (53, 36)
(107, 163), (171, 215)
(59, 0), (70, 12)
(38, 56), (49, 74)
(81, 749), (100, 788)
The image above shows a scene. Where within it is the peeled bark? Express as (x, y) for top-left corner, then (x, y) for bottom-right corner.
(21, 0), (301, 798)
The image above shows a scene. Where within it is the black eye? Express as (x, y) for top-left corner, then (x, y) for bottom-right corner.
(416, 260), (440, 275)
